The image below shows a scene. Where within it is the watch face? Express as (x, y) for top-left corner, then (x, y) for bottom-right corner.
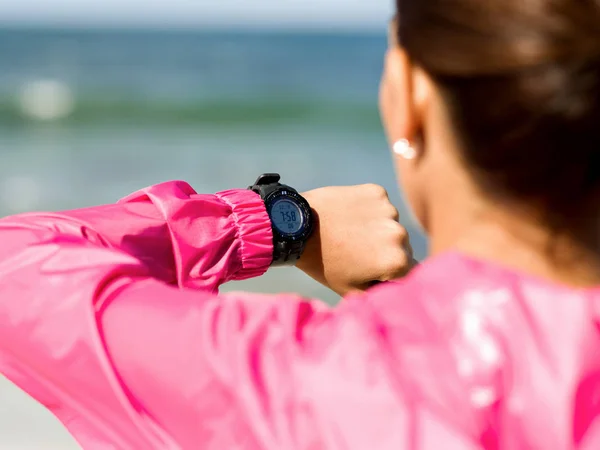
(264, 188), (313, 243)
(270, 198), (304, 234)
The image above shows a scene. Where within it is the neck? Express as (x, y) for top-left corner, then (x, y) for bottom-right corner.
(429, 195), (600, 288)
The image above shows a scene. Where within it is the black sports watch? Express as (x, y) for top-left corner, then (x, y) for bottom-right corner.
(249, 173), (314, 267)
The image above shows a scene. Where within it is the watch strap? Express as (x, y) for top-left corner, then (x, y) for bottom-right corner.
(272, 239), (306, 266)
(248, 174), (309, 267)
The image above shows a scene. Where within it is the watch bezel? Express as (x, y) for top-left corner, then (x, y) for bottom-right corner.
(264, 189), (313, 243)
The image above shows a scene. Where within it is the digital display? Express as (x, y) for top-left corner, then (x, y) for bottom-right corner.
(271, 199), (303, 234)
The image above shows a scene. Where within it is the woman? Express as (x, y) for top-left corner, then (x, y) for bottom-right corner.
(2, 0), (600, 448)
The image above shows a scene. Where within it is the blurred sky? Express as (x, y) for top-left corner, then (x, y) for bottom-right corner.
(0, 0), (394, 30)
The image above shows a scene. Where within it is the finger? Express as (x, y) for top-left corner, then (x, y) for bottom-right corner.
(386, 220), (409, 246)
(363, 183), (389, 200)
(378, 249), (411, 281)
(385, 203), (400, 221)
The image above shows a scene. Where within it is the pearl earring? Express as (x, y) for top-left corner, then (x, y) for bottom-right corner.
(393, 139), (417, 160)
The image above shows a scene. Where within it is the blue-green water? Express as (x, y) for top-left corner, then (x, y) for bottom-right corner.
(0, 28), (385, 125)
(0, 28), (428, 448)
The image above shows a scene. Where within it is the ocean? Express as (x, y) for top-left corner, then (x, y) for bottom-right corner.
(0, 27), (428, 449)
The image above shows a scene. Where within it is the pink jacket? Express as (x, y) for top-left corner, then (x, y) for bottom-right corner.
(1, 180), (599, 450)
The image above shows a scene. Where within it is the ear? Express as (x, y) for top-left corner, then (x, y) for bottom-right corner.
(379, 47), (419, 146)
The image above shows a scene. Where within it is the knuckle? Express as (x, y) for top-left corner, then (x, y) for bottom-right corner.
(364, 183), (388, 199)
(395, 221), (406, 235)
(394, 223), (409, 243)
(386, 203), (400, 221)
(397, 225), (408, 242)
(380, 251), (409, 280)
(385, 220), (408, 241)
(380, 220), (398, 237)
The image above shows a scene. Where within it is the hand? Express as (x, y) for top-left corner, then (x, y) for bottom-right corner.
(298, 184), (416, 296)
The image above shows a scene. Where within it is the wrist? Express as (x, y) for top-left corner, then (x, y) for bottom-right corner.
(295, 191), (325, 281)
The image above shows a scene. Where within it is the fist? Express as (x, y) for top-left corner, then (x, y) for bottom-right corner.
(298, 184), (415, 296)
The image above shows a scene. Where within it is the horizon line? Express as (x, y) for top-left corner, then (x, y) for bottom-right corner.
(0, 18), (388, 34)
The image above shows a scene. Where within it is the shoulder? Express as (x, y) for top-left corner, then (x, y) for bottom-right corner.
(354, 254), (514, 434)
(363, 253), (516, 370)
(363, 252), (515, 330)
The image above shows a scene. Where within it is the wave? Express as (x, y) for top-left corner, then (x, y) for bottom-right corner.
(0, 96), (382, 129)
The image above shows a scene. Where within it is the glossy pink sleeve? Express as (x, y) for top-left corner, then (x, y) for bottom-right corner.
(0, 181), (273, 292)
(0, 180), (479, 449)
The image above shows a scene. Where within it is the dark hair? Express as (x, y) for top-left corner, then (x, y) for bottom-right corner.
(396, 0), (600, 225)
